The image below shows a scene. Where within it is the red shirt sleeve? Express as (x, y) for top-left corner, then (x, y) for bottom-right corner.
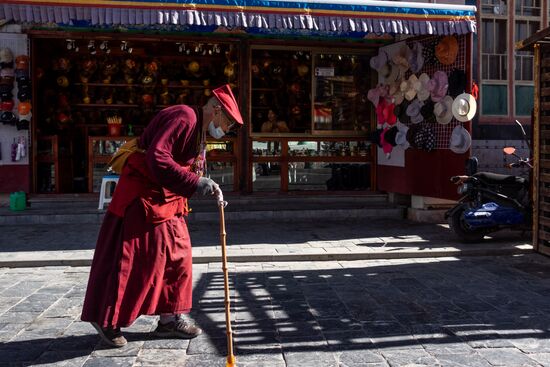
(145, 116), (200, 198)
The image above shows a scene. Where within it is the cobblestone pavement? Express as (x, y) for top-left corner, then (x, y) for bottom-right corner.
(2, 254), (550, 366)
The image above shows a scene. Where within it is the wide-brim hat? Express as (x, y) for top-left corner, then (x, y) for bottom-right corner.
(448, 68), (467, 98)
(435, 36), (459, 66)
(414, 73), (431, 101)
(409, 42), (425, 74)
(450, 125), (472, 154)
(0, 111), (16, 125)
(386, 62), (402, 84)
(427, 71), (449, 102)
(401, 74), (419, 102)
(368, 84), (388, 107)
(384, 125), (399, 146)
(422, 124), (437, 152)
(212, 84), (244, 125)
(395, 122), (410, 149)
(391, 43), (412, 73)
(406, 99), (424, 124)
(394, 101), (410, 124)
(434, 95), (454, 125)
(452, 93), (477, 122)
(407, 123), (423, 149)
(370, 50), (389, 72)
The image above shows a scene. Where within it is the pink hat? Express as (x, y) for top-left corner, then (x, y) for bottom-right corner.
(427, 71), (449, 102)
(383, 103), (397, 126)
(367, 84), (389, 107)
(212, 84), (244, 125)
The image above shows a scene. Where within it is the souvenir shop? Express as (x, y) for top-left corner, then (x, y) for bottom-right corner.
(0, 0), (477, 200)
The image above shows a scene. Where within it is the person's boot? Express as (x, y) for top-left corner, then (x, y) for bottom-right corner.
(91, 322), (127, 348)
(153, 315), (202, 339)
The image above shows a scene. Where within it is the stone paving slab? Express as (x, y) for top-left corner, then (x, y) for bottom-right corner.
(0, 218), (534, 268)
(1, 255), (550, 366)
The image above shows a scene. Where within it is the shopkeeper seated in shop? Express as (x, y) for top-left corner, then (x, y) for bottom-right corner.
(261, 108), (290, 133)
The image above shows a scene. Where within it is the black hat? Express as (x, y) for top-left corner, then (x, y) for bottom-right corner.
(16, 119), (29, 130)
(420, 100), (436, 124)
(17, 90), (30, 101)
(0, 111), (16, 125)
(448, 68), (467, 98)
(369, 128), (384, 147)
(0, 84), (12, 94)
(394, 100), (411, 124)
(0, 91), (13, 101)
(384, 126), (399, 146)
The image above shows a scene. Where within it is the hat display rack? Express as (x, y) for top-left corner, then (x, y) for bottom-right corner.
(369, 33), (473, 153)
(0, 36), (30, 166)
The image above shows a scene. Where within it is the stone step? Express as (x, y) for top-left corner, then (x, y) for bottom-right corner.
(0, 194), (404, 225)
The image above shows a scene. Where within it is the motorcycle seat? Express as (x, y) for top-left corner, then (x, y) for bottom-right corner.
(473, 172), (526, 187)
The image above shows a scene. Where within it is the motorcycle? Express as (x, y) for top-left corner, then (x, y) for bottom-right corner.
(445, 120), (533, 242)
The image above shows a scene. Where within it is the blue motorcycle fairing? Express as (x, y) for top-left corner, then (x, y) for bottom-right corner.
(463, 202), (525, 229)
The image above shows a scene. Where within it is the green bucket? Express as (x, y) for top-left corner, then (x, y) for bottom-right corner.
(9, 191), (26, 211)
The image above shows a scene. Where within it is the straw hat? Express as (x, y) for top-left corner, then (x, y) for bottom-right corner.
(434, 96), (454, 125)
(435, 36), (459, 66)
(450, 125), (472, 154)
(414, 73), (431, 101)
(391, 43), (412, 74)
(400, 74), (419, 101)
(452, 93), (477, 122)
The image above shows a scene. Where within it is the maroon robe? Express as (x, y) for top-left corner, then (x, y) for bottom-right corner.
(81, 105), (202, 328)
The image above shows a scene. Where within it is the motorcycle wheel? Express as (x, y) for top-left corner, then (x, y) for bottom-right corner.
(448, 207), (487, 243)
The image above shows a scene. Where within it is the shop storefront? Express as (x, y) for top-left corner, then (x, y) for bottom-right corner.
(0, 0), (477, 199)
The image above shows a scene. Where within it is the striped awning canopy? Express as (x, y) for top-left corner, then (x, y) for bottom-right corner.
(1, 0), (477, 36)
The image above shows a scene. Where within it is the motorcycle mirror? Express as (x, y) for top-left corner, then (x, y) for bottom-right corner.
(503, 147), (516, 155)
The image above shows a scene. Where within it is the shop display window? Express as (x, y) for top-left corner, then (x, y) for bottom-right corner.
(250, 48), (312, 134)
(250, 47), (372, 135)
(252, 140), (282, 157)
(34, 37), (240, 193)
(288, 140), (370, 158)
(313, 53), (372, 133)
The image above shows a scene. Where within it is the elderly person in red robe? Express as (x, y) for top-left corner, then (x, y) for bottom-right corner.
(81, 84), (243, 348)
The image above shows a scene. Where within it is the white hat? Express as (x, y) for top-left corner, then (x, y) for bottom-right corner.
(450, 125), (472, 154)
(395, 122), (410, 149)
(434, 95), (454, 125)
(414, 73), (431, 101)
(452, 93), (477, 122)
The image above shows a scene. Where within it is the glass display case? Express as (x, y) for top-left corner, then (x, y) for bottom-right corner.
(250, 137), (373, 192)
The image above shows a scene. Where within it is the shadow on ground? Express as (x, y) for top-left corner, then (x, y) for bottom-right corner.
(1, 255), (549, 366)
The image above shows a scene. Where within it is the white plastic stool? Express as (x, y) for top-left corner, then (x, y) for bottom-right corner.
(98, 175), (120, 209)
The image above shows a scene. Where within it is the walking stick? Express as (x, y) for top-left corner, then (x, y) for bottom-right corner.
(218, 196), (236, 367)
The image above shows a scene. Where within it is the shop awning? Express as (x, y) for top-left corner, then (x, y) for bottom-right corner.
(1, 0), (476, 36)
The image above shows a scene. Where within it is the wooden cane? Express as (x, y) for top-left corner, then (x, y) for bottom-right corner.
(219, 200), (236, 367)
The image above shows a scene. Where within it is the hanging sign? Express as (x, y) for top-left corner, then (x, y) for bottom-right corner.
(315, 67), (335, 77)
